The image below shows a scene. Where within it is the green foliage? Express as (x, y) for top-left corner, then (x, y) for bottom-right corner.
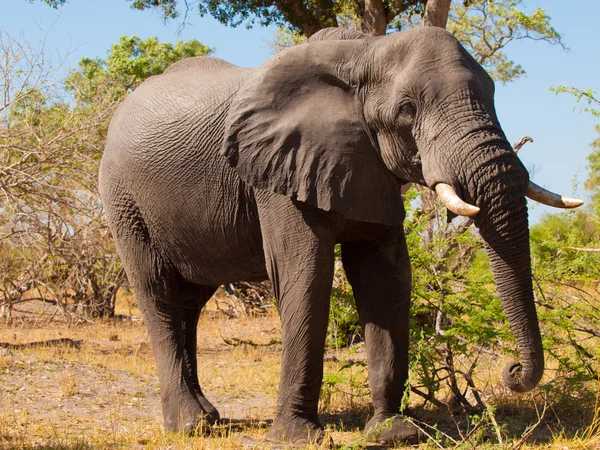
(33, 0), (177, 19)
(129, 0), (180, 19)
(29, 0), (66, 7)
(529, 210), (600, 399)
(411, 178), (600, 410)
(550, 86), (600, 120)
(105, 36), (212, 85)
(531, 212), (599, 278)
(66, 36), (212, 103)
(327, 246), (361, 349)
(126, 0), (339, 35)
(404, 188), (511, 409)
(269, 26), (307, 54)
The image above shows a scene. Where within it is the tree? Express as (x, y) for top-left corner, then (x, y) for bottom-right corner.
(0, 33), (211, 319)
(127, 0), (427, 36)
(449, 0), (563, 82)
(31, 0), (425, 37)
(395, 0), (564, 82)
(0, 29), (118, 319)
(422, 0), (450, 27)
(66, 35), (212, 103)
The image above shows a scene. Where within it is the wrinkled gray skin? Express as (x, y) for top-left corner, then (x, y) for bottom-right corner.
(99, 26), (543, 445)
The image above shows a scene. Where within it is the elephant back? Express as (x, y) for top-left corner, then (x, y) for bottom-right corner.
(104, 58), (252, 167)
(163, 56), (238, 74)
(307, 28), (368, 42)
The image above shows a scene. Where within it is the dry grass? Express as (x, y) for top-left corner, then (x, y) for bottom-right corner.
(1, 295), (599, 449)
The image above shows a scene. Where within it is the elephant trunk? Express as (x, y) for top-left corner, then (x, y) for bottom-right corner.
(419, 89), (545, 392)
(474, 158), (544, 393)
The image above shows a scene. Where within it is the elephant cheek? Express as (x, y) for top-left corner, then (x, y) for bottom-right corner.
(377, 133), (423, 184)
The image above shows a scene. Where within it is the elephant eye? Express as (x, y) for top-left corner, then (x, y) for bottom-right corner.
(398, 102), (416, 121)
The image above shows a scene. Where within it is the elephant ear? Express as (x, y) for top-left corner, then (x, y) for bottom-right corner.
(222, 42), (403, 226)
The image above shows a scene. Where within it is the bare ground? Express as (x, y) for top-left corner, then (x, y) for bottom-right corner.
(0, 297), (288, 449)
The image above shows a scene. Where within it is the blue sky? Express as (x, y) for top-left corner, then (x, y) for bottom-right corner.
(3, 0), (599, 224)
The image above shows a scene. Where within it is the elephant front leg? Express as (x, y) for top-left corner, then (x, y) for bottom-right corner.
(341, 231), (421, 445)
(256, 194), (337, 445)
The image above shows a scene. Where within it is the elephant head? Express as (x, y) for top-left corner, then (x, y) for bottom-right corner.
(222, 27), (582, 393)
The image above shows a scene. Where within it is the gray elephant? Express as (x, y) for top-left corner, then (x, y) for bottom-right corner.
(99, 26), (581, 445)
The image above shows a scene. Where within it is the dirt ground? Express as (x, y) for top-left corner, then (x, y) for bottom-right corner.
(0, 297), (286, 448)
(0, 341), (278, 433)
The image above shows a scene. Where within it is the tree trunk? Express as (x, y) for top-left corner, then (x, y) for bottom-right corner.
(277, 0), (338, 37)
(423, 0), (452, 28)
(361, 0), (388, 36)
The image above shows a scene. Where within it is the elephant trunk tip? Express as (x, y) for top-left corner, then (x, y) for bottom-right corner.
(502, 361), (543, 393)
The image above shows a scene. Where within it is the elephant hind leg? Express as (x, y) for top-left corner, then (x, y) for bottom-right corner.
(177, 281), (220, 427)
(106, 199), (219, 432)
(133, 267), (219, 433)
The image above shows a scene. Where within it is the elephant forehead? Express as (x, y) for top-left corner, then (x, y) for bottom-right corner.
(374, 31), (494, 101)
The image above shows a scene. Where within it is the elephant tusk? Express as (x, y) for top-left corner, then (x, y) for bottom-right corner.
(526, 181), (584, 209)
(435, 183), (480, 218)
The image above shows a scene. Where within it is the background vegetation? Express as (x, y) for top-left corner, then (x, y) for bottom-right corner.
(3, 0), (600, 448)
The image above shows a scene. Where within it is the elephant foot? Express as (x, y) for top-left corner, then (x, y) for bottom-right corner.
(254, 416), (327, 447)
(163, 394), (220, 434)
(364, 413), (423, 445)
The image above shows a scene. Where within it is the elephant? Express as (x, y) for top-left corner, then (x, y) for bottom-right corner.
(99, 26), (582, 445)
